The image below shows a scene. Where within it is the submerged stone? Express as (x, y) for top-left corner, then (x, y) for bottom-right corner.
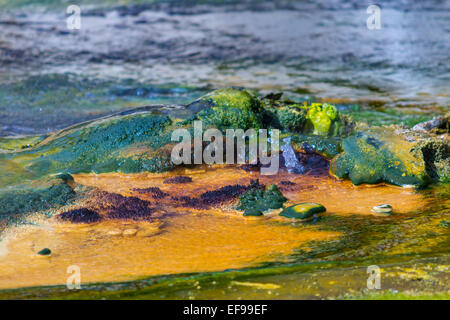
(279, 203), (326, 220)
(372, 204), (393, 214)
(37, 248), (51, 256)
(123, 228), (138, 236)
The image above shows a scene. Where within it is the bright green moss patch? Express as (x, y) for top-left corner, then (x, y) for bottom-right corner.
(192, 88), (261, 112)
(304, 103), (337, 135)
(235, 184), (287, 216)
(301, 102), (354, 137)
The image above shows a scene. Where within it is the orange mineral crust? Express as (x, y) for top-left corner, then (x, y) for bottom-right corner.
(0, 166), (427, 289)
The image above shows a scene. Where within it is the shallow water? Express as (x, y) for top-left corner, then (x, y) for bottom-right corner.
(0, 166), (448, 297)
(0, 0), (449, 299)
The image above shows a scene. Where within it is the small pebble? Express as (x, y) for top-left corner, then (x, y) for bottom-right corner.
(280, 203), (326, 220)
(107, 229), (122, 236)
(37, 248), (51, 256)
(123, 228), (137, 236)
(372, 204), (393, 214)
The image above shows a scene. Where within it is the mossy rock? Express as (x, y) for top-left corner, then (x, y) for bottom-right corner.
(276, 107), (306, 132)
(187, 88), (263, 131)
(413, 137), (450, 183)
(302, 103), (354, 137)
(330, 128), (431, 187)
(279, 203), (326, 220)
(267, 102), (353, 137)
(236, 184), (287, 216)
(0, 112), (175, 185)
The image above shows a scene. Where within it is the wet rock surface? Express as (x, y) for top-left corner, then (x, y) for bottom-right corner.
(37, 248), (51, 256)
(371, 204), (393, 215)
(330, 127), (449, 187)
(280, 203), (326, 220)
(236, 183), (287, 216)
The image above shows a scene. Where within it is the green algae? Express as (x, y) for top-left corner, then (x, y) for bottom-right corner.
(304, 103), (337, 136)
(413, 138), (450, 183)
(235, 184), (287, 216)
(338, 103), (444, 127)
(1, 112), (175, 183)
(276, 106), (306, 132)
(185, 89), (354, 140)
(330, 130), (430, 187)
(187, 88), (263, 131)
(290, 134), (343, 159)
(0, 135), (47, 152)
(299, 103), (354, 137)
(0, 175), (75, 218)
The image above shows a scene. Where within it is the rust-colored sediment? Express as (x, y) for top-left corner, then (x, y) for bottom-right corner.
(0, 166), (427, 289)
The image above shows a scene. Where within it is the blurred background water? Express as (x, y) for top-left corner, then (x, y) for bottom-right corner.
(0, 0), (449, 135)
